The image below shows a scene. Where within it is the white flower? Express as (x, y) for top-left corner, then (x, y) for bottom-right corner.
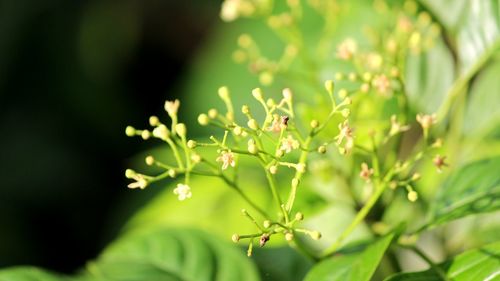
(173, 183), (192, 201)
(416, 113), (437, 130)
(217, 151), (236, 170)
(335, 120), (354, 154)
(164, 99), (180, 117)
(280, 135), (299, 153)
(127, 174), (148, 189)
(389, 115), (410, 136)
(336, 38), (357, 60)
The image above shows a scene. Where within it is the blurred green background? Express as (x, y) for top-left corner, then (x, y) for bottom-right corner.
(0, 0), (220, 272)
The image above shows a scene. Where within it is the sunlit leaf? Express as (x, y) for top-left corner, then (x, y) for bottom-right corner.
(384, 240), (500, 281)
(303, 234), (394, 281)
(83, 228), (259, 281)
(0, 267), (68, 281)
(425, 156), (500, 228)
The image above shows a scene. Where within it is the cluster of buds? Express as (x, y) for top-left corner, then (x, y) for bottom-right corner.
(232, 210), (320, 256)
(125, 82), (353, 255)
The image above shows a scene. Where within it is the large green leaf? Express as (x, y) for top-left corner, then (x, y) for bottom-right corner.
(83, 228), (259, 281)
(419, 0), (500, 74)
(0, 267), (69, 281)
(252, 247), (313, 281)
(463, 59), (500, 138)
(384, 240), (500, 281)
(303, 234), (394, 281)
(425, 156), (500, 228)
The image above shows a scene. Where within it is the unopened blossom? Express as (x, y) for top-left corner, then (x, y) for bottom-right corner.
(366, 52), (383, 70)
(217, 150), (236, 170)
(280, 135), (300, 153)
(335, 120), (354, 154)
(433, 154), (448, 173)
(359, 162), (374, 182)
(336, 38), (357, 60)
(416, 113), (437, 130)
(397, 16), (413, 33)
(372, 74), (391, 95)
(164, 99), (180, 117)
(173, 183), (192, 201)
(389, 115), (410, 136)
(128, 174), (148, 190)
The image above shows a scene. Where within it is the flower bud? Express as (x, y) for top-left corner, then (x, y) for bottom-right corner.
(168, 169), (177, 178)
(341, 109), (350, 118)
(218, 86), (230, 100)
(175, 123), (187, 138)
(233, 126), (243, 136)
(348, 72), (357, 81)
(334, 72), (344, 80)
(125, 169), (136, 178)
(285, 232), (294, 241)
(145, 156), (155, 166)
(310, 120), (319, 129)
(197, 114), (209, 126)
(241, 105), (250, 114)
(295, 212), (304, 221)
(324, 80), (334, 93)
(187, 140), (197, 149)
(338, 89), (348, 99)
(263, 220), (272, 228)
(248, 119), (259, 130)
(282, 88), (292, 102)
(208, 109), (218, 119)
(275, 149), (285, 158)
(407, 191), (418, 202)
(318, 145), (327, 154)
(141, 130), (151, 140)
(232, 234), (240, 243)
(252, 88), (264, 101)
(269, 165), (278, 174)
(125, 126), (136, 137)
(310, 231), (322, 240)
(149, 116), (160, 127)
(191, 153), (201, 164)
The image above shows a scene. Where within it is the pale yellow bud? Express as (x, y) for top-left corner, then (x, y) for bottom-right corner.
(233, 126), (243, 136)
(125, 169), (136, 178)
(149, 116), (160, 126)
(295, 212), (304, 221)
(175, 123), (187, 138)
(197, 114), (209, 126)
(241, 105), (250, 114)
(187, 140), (197, 149)
(145, 156), (155, 166)
(310, 120), (319, 128)
(269, 165), (278, 174)
(141, 130), (151, 140)
(208, 109), (218, 119)
(125, 126), (136, 137)
(248, 119), (259, 130)
(285, 232), (294, 241)
(324, 80), (334, 93)
(263, 220), (272, 228)
(296, 163), (306, 173)
(310, 231), (322, 240)
(318, 145), (327, 154)
(232, 234), (240, 243)
(252, 88), (264, 101)
(218, 86), (230, 100)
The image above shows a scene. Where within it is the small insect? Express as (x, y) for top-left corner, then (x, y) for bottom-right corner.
(281, 115), (290, 126)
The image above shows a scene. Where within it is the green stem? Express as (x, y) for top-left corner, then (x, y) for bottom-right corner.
(264, 169), (288, 222)
(285, 135), (312, 213)
(321, 182), (388, 257)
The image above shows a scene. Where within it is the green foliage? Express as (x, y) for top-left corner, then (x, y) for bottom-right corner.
(0, 267), (69, 281)
(303, 234), (394, 281)
(424, 156), (500, 229)
(384, 240), (500, 281)
(3, 0), (500, 280)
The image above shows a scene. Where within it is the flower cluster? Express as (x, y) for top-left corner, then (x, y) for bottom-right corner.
(125, 0), (449, 258)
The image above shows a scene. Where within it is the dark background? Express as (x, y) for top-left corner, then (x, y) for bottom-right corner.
(0, 0), (219, 273)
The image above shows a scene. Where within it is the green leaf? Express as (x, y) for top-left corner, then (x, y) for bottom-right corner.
(405, 37), (455, 113)
(303, 234), (394, 281)
(252, 247), (313, 281)
(0, 267), (68, 281)
(83, 228), (259, 281)
(384, 240), (500, 281)
(427, 156), (500, 228)
(463, 59), (500, 138)
(419, 0), (500, 74)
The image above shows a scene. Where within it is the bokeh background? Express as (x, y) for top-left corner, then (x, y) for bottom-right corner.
(0, 0), (220, 273)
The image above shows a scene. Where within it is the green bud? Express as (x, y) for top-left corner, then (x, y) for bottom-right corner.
(197, 114), (209, 126)
(187, 140), (197, 149)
